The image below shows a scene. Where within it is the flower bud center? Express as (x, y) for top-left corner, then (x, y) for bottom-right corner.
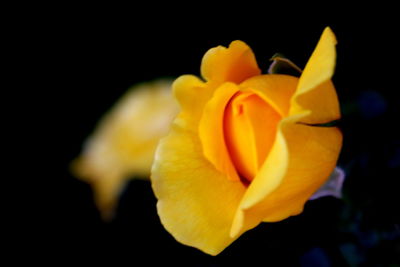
(223, 91), (281, 183)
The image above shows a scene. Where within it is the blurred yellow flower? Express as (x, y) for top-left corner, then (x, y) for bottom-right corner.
(151, 28), (342, 255)
(72, 79), (179, 219)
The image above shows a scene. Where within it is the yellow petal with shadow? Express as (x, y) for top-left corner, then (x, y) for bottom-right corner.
(231, 115), (342, 237)
(199, 82), (240, 181)
(151, 123), (246, 255)
(224, 91), (282, 183)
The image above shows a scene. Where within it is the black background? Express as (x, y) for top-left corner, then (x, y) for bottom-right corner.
(25, 7), (400, 266)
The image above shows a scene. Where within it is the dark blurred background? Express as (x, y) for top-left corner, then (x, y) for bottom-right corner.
(27, 7), (400, 266)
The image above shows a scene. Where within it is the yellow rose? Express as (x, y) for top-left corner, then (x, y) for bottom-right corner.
(151, 27), (342, 255)
(72, 79), (179, 219)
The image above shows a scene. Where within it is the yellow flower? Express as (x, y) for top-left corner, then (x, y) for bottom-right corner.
(151, 27), (342, 255)
(72, 79), (179, 219)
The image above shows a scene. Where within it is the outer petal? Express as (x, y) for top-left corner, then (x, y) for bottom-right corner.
(201, 40), (261, 84)
(255, 122), (342, 222)
(232, 118), (342, 237)
(199, 82), (240, 181)
(231, 28), (342, 236)
(290, 27), (340, 124)
(72, 79), (178, 219)
(172, 75), (214, 131)
(151, 123), (246, 255)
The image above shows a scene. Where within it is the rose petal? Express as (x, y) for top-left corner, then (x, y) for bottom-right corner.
(201, 40), (261, 84)
(172, 75), (212, 130)
(240, 74), (299, 117)
(309, 167), (345, 200)
(223, 92), (281, 182)
(198, 82), (241, 181)
(151, 123), (246, 255)
(290, 27), (341, 125)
